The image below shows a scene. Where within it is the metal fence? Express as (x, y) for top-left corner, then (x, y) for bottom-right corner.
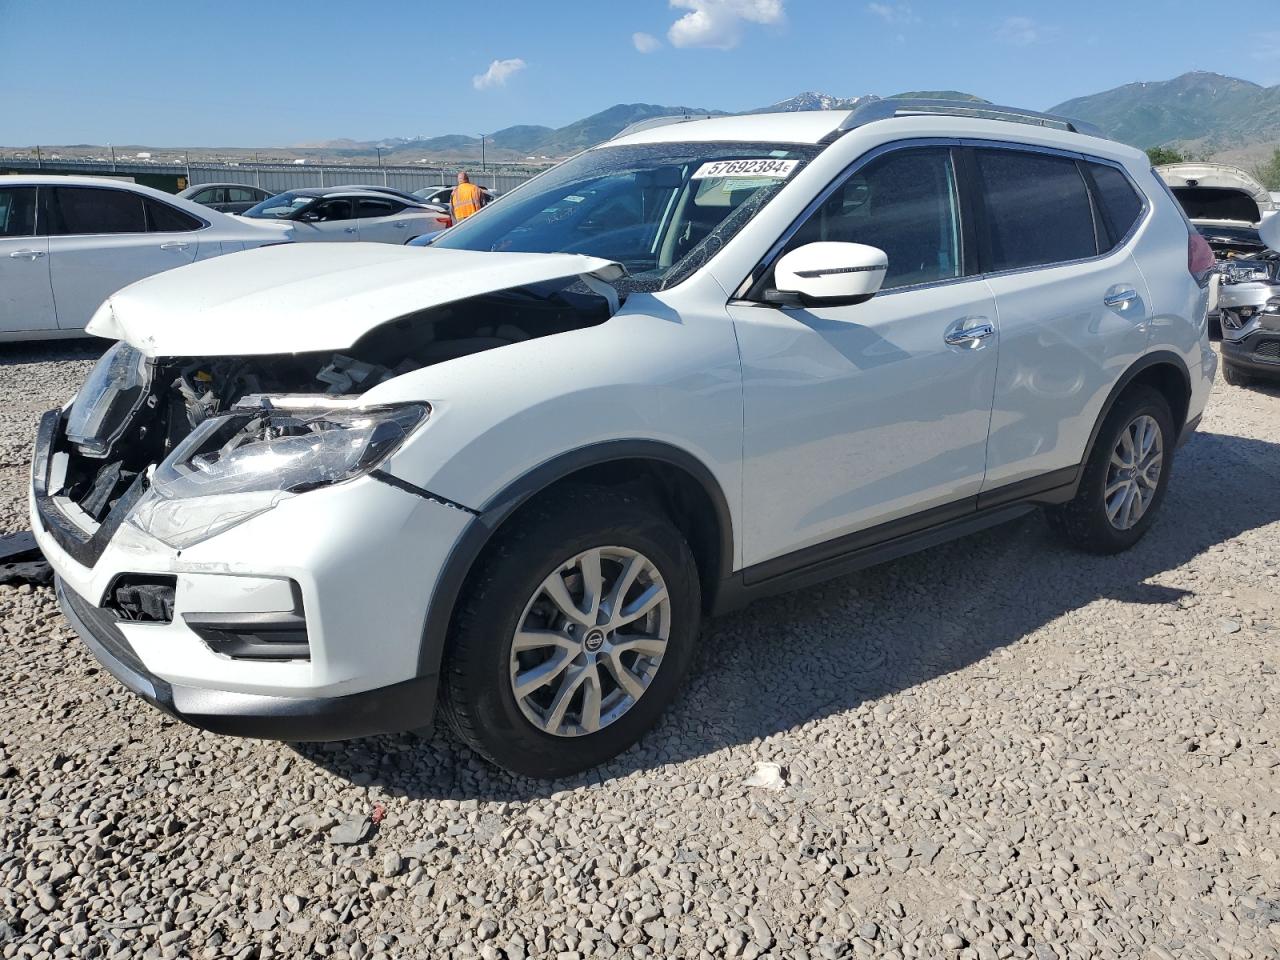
(0, 156), (536, 195)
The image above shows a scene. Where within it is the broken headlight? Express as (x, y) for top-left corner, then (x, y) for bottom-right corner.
(128, 403), (428, 549)
(65, 342), (152, 458)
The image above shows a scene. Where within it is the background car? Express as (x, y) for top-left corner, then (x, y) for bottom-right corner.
(1159, 163), (1280, 341)
(0, 174), (292, 341)
(240, 186), (451, 243)
(413, 184), (496, 209)
(178, 182), (274, 214)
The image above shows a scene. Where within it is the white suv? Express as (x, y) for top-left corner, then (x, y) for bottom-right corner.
(32, 102), (1216, 777)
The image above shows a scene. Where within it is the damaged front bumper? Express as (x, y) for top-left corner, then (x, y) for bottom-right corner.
(32, 408), (473, 741)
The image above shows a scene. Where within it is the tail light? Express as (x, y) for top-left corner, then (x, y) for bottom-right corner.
(1188, 230), (1215, 287)
(434, 216), (452, 228)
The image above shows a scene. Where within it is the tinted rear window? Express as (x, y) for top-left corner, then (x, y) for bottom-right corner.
(1088, 162), (1144, 246)
(47, 187), (146, 235)
(975, 150), (1098, 271)
(145, 199), (203, 232)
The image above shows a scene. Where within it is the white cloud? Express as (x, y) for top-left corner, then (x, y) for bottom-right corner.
(995, 16), (1044, 46)
(472, 58), (527, 91)
(666, 0), (785, 51)
(867, 3), (918, 25)
(633, 31), (662, 53)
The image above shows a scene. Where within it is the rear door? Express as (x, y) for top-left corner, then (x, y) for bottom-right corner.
(0, 186), (56, 336)
(355, 196), (413, 243)
(44, 185), (199, 332)
(225, 186), (262, 214)
(973, 146), (1152, 492)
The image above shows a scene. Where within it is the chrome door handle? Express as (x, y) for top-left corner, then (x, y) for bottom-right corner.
(1104, 286), (1139, 307)
(393, 221), (408, 227)
(159, 241), (189, 251)
(945, 321), (995, 346)
(344, 227), (358, 233)
(8, 249), (44, 260)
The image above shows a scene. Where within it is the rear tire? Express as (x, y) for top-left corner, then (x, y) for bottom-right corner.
(1222, 362), (1253, 387)
(1046, 385), (1175, 554)
(440, 487), (700, 779)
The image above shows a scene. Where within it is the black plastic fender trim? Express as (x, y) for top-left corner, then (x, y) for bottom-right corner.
(412, 439), (735, 678)
(1073, 350), (1192, 492)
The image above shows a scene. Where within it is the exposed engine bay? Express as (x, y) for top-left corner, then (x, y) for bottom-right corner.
(51, 281), (612, 532)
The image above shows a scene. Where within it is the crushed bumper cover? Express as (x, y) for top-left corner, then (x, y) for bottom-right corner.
(56, 577), (436, 741)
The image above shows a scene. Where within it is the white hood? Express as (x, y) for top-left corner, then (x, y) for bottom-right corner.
(87, 243), (623, 358)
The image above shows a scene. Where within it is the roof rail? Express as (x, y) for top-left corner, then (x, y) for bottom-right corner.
(826, 98), (1105, 141)
(612, 114), (719, 141)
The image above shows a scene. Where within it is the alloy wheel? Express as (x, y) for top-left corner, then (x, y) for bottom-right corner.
(509, 546), (671, 738)
(1104, 413), (1164, 531)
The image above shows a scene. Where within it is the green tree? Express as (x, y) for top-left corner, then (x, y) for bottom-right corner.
(1252, 148), (1280, 191)
(1146, 145), (1186, 166)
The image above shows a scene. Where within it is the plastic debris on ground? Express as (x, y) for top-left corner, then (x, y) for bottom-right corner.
(0, 531), (52, 586)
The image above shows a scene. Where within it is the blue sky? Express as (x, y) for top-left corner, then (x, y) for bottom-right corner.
(2, 0), (1278, 146)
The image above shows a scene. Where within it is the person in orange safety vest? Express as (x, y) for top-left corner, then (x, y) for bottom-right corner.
(450, 171), (486, 222)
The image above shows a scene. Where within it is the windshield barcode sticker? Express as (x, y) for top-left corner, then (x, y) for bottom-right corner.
(691, 158), (800, 180)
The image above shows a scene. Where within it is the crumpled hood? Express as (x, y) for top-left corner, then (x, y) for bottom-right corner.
(87, 242), (623, 358)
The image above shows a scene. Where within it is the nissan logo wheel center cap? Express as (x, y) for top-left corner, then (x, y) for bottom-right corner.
(583, 629), (606, 653)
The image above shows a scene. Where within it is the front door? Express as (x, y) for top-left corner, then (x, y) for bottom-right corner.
(295, 198), (358, 241)
(729, 145), (1000, 569)
(0, 186), (56, 336)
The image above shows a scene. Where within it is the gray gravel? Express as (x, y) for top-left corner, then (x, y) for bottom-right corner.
(2, 341), (1278, 960)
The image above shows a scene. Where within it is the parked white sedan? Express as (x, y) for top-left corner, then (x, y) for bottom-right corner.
(0, 175), (293, 342)
(239, 187), (451, 243)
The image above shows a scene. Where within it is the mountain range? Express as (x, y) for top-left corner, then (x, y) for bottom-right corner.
(1050, 71), (1280, 157)
(323, 90), (985, 163)
(322, 72), (1278, 165)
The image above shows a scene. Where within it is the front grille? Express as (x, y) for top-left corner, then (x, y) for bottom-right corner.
(1253, 338), (1280, 363)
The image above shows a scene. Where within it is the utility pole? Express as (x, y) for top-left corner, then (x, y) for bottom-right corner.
(184, 150), (192, 185)
(109, 144), (116, 172)
(35, 145), (42, 169)
(254, 154), (261, 188)
(480, 134), (486, 173)
(376, 146), (387, 185)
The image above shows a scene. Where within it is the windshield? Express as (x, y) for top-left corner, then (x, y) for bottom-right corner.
(432, 142), (821, 291)
(242, 192), (316, 219)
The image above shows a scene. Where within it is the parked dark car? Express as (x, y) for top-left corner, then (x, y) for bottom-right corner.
(177, 183), (274, 215)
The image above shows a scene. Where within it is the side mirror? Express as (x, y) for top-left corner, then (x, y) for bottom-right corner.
(770, 241), (888, 307)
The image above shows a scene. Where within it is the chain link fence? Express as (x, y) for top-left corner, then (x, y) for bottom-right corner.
(1, 156), (537, 195)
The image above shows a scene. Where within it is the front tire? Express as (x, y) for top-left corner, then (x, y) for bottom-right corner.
(440, 487), (701, 778)
(1046, 385), (1174, 554)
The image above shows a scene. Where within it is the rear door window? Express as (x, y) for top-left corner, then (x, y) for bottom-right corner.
(0, 187), (37, 237)
(356, 197), (400, 217)
(1087, 162), (1144, 247)
(46, 187), (147, 235)
(974, 149), (1098, 271)
(228, 187), (258, 203)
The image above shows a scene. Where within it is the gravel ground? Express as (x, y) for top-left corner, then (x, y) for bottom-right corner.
(1, 342), (1277, 960)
